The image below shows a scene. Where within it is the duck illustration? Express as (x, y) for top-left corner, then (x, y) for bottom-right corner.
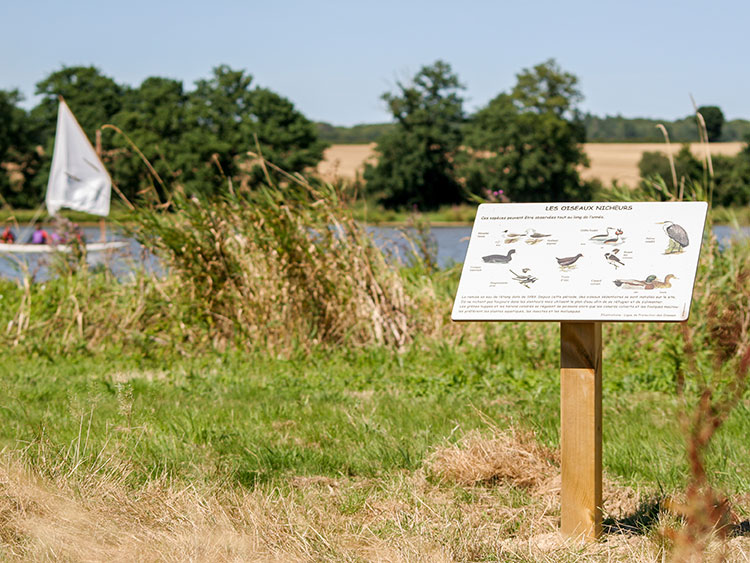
(614, 278), (650, 289)
(482, 249), (516, 264)
(614, 274), (676, 290)
(657, 221), (689, 254)
(556, 253), (583, 268)
(590, 227), (624, 245)
(604, 249), (624, 268)
(648, 274), (677, 288)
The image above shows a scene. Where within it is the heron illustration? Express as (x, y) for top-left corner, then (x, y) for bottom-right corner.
(658, 221), (689, 254)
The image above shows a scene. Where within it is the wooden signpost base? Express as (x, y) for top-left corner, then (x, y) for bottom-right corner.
(560, 321), (602, 541)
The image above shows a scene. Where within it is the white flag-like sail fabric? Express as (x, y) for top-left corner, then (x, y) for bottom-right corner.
(46, 100), (111, 216)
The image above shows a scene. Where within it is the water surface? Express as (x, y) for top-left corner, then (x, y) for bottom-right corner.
(1, 224), (747, 282)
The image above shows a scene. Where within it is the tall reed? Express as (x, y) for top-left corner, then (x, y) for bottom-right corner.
(661, 108), (750, 562)
(129, 165), (417, 352)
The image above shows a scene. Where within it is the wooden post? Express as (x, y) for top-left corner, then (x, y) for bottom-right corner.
(560, 321), (602, 541)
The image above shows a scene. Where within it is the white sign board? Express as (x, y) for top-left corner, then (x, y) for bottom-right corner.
(452, 202), (708, 322)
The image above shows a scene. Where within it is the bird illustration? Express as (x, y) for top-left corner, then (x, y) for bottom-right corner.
(658, 221), (689, 254)
(604, 249), (624, 268)
(590, 227), (624, 245)
(510, 269), (537, 287)
(613, 278), (649, 289)
(556, 253), (583, 268)
(649, 274), (677, 288)
(614, 274), (676, 290)
(482, 249), (516, 264)
(502, 229), (526, 244)
(524, 228), (551, 244)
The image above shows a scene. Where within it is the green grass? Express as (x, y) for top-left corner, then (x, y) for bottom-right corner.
(3, 341), (748, 495)
(350, 202), (478, 225)
(0, 205), (135, 225)
(2, 202), (748, 227)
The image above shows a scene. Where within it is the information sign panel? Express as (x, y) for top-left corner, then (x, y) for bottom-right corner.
(452, 202), (708, 322)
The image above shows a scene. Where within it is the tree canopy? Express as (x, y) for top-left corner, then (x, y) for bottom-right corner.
(2, 61), (747, 212)
(363, 61), (465, 208)
(459, 59), (590, 202)
(697, 105), (725, 142)
(0, 64), (326, 207)
(511, 58), (583, 119)
(0, 89), (37, 206)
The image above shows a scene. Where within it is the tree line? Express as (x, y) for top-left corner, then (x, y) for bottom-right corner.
(584, 109), (750, 143)
(318, 110), (750, 145)
(0, 65), (327, 208)
(1, 61), (748, 211)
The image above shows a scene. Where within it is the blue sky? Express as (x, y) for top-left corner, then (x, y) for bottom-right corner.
(2, 0), (747, 126)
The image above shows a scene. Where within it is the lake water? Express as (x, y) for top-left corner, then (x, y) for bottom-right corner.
(1, 224), (748, 282)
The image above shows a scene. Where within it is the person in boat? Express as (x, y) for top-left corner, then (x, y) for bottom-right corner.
(31, 226), (51, 244)
(1, 226), (15, 243)
(72, 222), (85, 245)
(50, 216), (86, 246)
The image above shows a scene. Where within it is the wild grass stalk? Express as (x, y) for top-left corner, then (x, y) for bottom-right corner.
(127, 159), (428, 352)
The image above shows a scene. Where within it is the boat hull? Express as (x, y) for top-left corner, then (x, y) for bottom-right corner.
(0, 241), (128, 254)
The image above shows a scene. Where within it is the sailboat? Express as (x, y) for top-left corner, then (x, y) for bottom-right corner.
(0, 99), (127, 254)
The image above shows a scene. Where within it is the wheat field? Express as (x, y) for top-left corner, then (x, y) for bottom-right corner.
(317, 142), (744, 187)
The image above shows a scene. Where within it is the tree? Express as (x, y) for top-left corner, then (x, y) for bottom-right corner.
(31, 66), (125, 144)
(512, 58), (583, 119)
(697, 105), (724, 142)
(0, 89), (45, 207)
(638, 145), (702, 196)
(712, 152), (750, 206)
(180, 65), (326, 194)
(107, 77), (190, 202)
(459, 60), (590, 202)
(364, 61), (465, 208)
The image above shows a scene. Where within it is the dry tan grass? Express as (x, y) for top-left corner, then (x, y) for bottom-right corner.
(427, 428), (559, 489)
(317, 143), (745, 188)
(1, 431), (748, 562)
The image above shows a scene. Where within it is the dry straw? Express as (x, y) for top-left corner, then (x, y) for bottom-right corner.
(427, 427), (559, 489)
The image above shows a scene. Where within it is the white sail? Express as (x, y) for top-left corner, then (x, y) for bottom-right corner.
(46, 100), (111, 216)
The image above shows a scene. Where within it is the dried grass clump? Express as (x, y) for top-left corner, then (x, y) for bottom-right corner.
(1, 439), (748, 562)
(3, 160), (447, 356)
(130, 165), (423, 353)
(2, 260), (173, 354)
(427, 428), (559, 489)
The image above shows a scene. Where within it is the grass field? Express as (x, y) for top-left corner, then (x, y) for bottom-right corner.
(1, 339), (749, 561)
(317, 142), (745, 187)
(1, 172), (749, 561)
